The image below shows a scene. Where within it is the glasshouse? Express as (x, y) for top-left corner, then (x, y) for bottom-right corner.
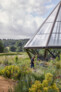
(24, 1), (61, 59)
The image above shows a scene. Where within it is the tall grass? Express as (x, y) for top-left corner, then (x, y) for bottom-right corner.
(0, 52), (22, 56)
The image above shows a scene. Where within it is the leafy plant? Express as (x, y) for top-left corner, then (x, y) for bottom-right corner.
(15, 56), (18, 64)
(0, 65), (21, 79)
(14, 74), (34, 92)
(29, 73), (59, 92)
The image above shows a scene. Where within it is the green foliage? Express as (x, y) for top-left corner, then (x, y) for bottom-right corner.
(56, 57), (60, 61)
(0, 40), (4, 53)
(16, 47), (23, 52)
(15, 56), (18, 64)
(56, 62), (61, 69)
(10, 46), (16, 52)
(0, 52), (22, 56)
(20, 65), (32, 76)
(4, 47), (9, 53)
(2, 39), (28, 52)
(32, 73), (45, 83)
(0, 65), (21, 79)
(29, 73), (59, 92)
(3, 59), (12, 66)
(15, 40), (23, 52)
(0, 52), (61, 91)
(4, 58), (9, 65)
(16, 40), (23, 47)
(14, 74), (34, 92)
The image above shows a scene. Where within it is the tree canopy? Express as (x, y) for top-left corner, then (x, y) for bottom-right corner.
(0, 40), (4, 53)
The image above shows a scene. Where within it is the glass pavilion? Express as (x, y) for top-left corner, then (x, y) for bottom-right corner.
(24, 1), (61, 59)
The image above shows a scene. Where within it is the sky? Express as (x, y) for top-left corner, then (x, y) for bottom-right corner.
(0, 0), (60, 39)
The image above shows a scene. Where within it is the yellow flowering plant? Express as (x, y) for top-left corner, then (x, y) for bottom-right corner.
(0, 65), (21, 79)
(20, 65), (32, 75)
(29, 73), (59, 92)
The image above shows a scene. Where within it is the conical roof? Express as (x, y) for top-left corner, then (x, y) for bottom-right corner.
(24, 1), (61, 49)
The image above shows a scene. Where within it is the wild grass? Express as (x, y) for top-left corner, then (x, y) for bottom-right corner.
(0, 52), (23, 56)
(0, 52), (30, 68)
(0, 52), (61, 92)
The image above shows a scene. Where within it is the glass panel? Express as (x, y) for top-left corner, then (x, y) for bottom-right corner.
(48, 33), (61, 46)
(57, 7), (61, 21)
(28, 34), (49, 47)
(37, 23), (53, 34)
(24, 39), (31, 47)
(52, 22), (61, 33)
(46, 4), (59, 23)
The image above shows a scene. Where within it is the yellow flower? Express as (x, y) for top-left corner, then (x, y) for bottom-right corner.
(6, 70), (10, 77)
(1, 69), (5, 74)
(42, 80), (48, 87)
(29, 73), (59, 92)
(48, 83), (59, 92)
(34, 80), (41, 84)
(29, 88), (36, 92)
(37, 89), (42, 92)
(43, 87), (48, 92)
(29, 81), (42, 92)
(45, 73), (53, 81)
(48, 86), (52, 90)
(52, 83), (57, 89)
(52, 83), (59, 92)
(32, 84), (37, 89)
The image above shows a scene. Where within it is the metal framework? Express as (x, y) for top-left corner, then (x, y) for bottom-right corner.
(24, 1), (61, 59)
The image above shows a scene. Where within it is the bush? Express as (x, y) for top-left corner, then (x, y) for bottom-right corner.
(56, 62), (61, 69)
(0, 65), (32, 80)
(0, 40), (4, 53)
(0, 65), (21, 79)
(3, 57), (12, 65)
(4, 47), (9, 53)
(20, 65), (32, 76)
(32, 73), (45, 83)
(29, 73), (59, 92)
(10, 46), (16, 52)
(13, 74), (35, 92)
(15, 56), (18, 64)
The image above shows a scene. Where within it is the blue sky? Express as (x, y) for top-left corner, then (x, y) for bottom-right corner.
(43, 0), (60, 18)
(0, 0), (60, 39)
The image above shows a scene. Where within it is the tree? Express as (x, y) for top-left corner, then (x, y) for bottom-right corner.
(10, 46), (16, 52)
(0, 40), (4, 53)
(15, 40), (23, 47)
(16, 47), (23, 52)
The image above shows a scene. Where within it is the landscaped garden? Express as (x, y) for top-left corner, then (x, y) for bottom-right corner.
(0, 52), (61, 92)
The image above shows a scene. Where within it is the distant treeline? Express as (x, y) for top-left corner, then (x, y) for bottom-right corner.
(0, 39), (29, 53)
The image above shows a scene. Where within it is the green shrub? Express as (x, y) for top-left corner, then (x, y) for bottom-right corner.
(0, 65), (32, 80)
(56, 62), (61, 69)
(0, 65), (21, 79)
(3, 56), (12, 66)
(32, 73), (45, 83)
(20, 65), (32, 76)
(15, 56), (18, 64)
(29, 73), (59, 92)
(4, 59), (9, 65)
(3, 60), (12, 66)
(0, 61), (3, 64)
(14, 74), (34, 92)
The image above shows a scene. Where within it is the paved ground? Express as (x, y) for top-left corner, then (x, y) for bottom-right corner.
(0, 76), (16, 92)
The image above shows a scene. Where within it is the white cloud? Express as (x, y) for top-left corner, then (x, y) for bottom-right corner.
(46, 4), (55, 9)
(0, 11), (9, 25)
(0, 0), (55, 39)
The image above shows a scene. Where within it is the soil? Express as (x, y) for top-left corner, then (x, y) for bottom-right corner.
(0, 76), (16, 92)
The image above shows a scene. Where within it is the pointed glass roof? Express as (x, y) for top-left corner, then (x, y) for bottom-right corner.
(24, 2), (61, 49)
